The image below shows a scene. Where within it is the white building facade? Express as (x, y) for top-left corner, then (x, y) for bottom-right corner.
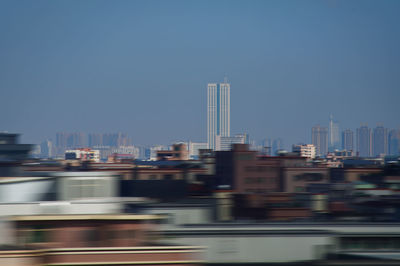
(207, 82), (230, 150)
(292, 144), (316, 159)
(215, 134), (246, 151)
(65, 149), (100, 162)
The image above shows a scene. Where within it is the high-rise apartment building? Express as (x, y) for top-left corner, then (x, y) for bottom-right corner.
(356, 125), (372, 157)
(312, 125), (328, 157)
(342, 129), (354, 152)
(272, 138), (284, 155)
(389, 129), (400, 156)
(56, 132), (86, 157)
(372, 125), (388, 157)
(40, 139), (54, 158)
(328, 115), (340, 151)
(88, 133), (103, 147)
(262, 138), (272, 156)
(207, 82), (230, 150)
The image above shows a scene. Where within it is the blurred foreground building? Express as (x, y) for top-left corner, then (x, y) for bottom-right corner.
(0, 133), (33, 177)
(1, 137), (400, 265)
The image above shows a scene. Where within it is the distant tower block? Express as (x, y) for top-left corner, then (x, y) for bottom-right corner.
(207, 81), (230, 150)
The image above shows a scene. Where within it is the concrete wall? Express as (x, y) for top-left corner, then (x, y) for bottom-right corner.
(164, 234), (330, 263)
(0, 201), (122, 216)
(144, 206), (213, 226)
(161, 223), (400, 263)
(56, 172), (118, 201)
(0, 178), (54, 203)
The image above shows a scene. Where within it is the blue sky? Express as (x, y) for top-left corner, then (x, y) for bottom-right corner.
(0, 0), (399, 147)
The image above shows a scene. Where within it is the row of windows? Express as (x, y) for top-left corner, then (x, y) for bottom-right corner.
(340, 237), (400, 250)
(245, 189), (270, 194)
(245, 166), (269, 172)
(17, 227), (142, 245)
(67, 179), (106, 199)
(137, 174), (178, 180)
(293, 173), (324, 182)
(244, 177), (276, 184)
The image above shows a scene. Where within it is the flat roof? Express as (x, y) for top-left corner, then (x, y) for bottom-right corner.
(11, 214), (164, 221)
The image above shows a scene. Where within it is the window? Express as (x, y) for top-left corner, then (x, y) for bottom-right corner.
(68, 179), (106, 199)
(340, 237), (400, 251)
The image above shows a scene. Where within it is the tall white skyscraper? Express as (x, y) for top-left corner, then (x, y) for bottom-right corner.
(207, 82), (230, 150)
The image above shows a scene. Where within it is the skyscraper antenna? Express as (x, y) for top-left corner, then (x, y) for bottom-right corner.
(224, 75), (228, 83)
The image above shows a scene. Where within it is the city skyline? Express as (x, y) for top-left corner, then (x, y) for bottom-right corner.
(0, 1), (399, 147)
(34, 118), (399, 160)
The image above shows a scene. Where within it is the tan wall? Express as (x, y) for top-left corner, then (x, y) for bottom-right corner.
(138, 172), (183, 180)
(0, 251), (41, 266)
(17, 220), (152, 249)
(0, 248), (203, 266)
(284, 168), (329, 193)
(344, 168), (382, 183)
(268, 208), (311, 221)
(234, 161), (281, 194)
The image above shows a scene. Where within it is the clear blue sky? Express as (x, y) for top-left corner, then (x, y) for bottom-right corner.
(0, 0), (399, 147)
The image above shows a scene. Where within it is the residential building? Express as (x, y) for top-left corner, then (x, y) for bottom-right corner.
(389, 129), (400, 156)
(65, 148), (100, 162)
(156, 143), (189, 161)
(111, 145), (139, 159)
(262, 138), (272, 156)
(292, 144), (316, 159)
(3, 214), (202, 266)
(147, 145), (168, 160)
(188, 142), (208, 159)
(283, 167), (330, 193)
(92, 145), (112, 161)
(328, 114), (340, 151)
(88, 133), (103, 147)
(40, 139), (54, 158)
(214, 144), (283, 193)
(215, 134), (246, 151)
(102, 132), (132, 147)
(56, 132), (86, 157)
(342, 129), (354, 152)
(272, 138), (283, 155)
(356, 125), (372, 157)
(373, 125), (388, 157)
(207, 81), (230, 150)
(312, 125), (328, 157)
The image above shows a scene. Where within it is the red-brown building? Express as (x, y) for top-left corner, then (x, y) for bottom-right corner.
(157, 143), (189, 161)
(215, 144), (311, 193)
(1, 214), (203, 266)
